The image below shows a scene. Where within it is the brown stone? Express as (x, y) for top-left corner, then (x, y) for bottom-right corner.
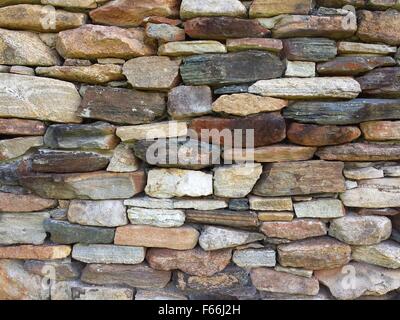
(361, 121), (400, 141)
(283, 38), (338, 62)
(254, 160), (345, 196)
(185, 210), (259, 229)
(258, 212), (294, 222)
(184, 17), (271, 40)
(357, 208), (399, 216)
(260, 219), (327, 241)
(250, 268), (319, 296)
(249, 0), (314, 17)
(81, 263), (171, 289)
(278, 237), (351, 270)
(0, 119), (46, 136)
(316, 143), (400, 161)
(56, 25), (156, 59)
(114, 225), (199, 250)
(357, 10), (400, 46)
(89, 0), (180, 27)
(146, 247), (232, 276)
(189, 113), (286, 148)
(356, 67), (400, 98)
(0, 192), (57, 212)
(0, 245), (71, 260)
(287, 123), (361, 146)
(226, 38), (283, 53)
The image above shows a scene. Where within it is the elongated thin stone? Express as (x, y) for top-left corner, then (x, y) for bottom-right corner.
(72, 244), (145, 264)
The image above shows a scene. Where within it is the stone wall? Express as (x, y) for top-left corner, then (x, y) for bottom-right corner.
(0, 0), (399, 300)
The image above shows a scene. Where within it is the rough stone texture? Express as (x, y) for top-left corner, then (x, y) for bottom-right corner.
(146, 23), (185, 43)
(0, 192), (57, 212)
(71, 285), (134, 300)
(283, 38), (337, 62)
(356, 67), (400, 98)
(127, 207), (185, 227)
(107, 143), (140, 172)
(250, 0), (314, 18)
(343, 167), (384, 180)
(351, 241), (400, 269)
(361, 121), (400, 141)
(258, 212), (294, 222)
(146, 247), (232, 276)
(337, 41), (397, 55)
(180, 0), (247, 20)
(185, 210), (259, 229)
(233, 248), (276, 268)
(72, 244), (145, 264)
(24, 259), (83, 281)
(278, 237), (352, 270)
(117, 121), (187, 142)
(249, 196), (293, 211)
(329, 215), (392, 245)
(293, 199), (345, 218)
(159, 40), (226, 57)
(261, 219), (327, 241)
(0, 245), (71, 260)
(285, 60), (316, 77)
(0, 136), (42, 161)
(0, 118), (46, 136)
(226, 38), (283, 53)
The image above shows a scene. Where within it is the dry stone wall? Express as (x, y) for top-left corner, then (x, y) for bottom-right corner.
(0, 0), (400, 300)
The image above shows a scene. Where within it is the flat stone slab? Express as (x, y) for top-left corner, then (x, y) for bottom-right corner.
(293, 199), (345, 218)
(72, 244), (145, 264)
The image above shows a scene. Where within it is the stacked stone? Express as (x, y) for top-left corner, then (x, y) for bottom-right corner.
(0, 0), (399, 300)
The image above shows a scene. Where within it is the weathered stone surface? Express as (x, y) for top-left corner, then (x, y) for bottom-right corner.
(285, 60), (316, 77)
(0, 259), (49, 300)
(0, 192), (56, 212)
(0, 119), (46, 136)
(274, 265), (313, 278)
(184, 17), (270, 40)
(341, 178), (400, 208)
(146, 23), (185, 43)
(30, 149), (110, 173)
(57, 25), (155, 59)
(44, 122), (118, 150)
(287, 123), (361, 146)
(20, 171), (146, 200)
(278, 237), (351, 270)
(185, 210), (259, 229)
(383, 165), (400, 177)
(254, 161), (345, 196)
(249, 77), (361, 99)
(0, 73), (81, 123)
(107, 143), (140, 172)
(44, 219), (115, 244)
(115, 225), (199, 250)
(24, 259), (82, 281)
(123, 56), (180, 90)
(168, 85), (211, 119)
(249, 196), (293, 211)
(117, 121), (187, 142)
(67, 200), (127, 227)
(317, 56), (396, 76)
(258, 211), (294, 222)
(173, 199), (228, 210)
(361, 121), (400, 141)
(261, 219), (327, 240)
(145, 168), (212, 198)
(233, 248), (276, 268)
(180, 0), (246, 20)
(213, 163), (262, 198)
(0, 212), (49, 245)
(283, 38), (337, 62)
(293, 199), (345, 218)
(0, 245), (71, 260)
(41, 0), (99, 9)
(272, 14), (357, 39)
(357, 10), (400, 45)
(226, 38), (283, 53)
(356, 67), (400, 98)
(228, 199), (250, 211)
(181, 51), (284, 86)
(337, 41), (397, 55)
(71, 285), (134, 300)
(81, 263), (171, 289)
(135, 288), (188, 300)
(189, 113), (286, 148)
(212, 94), (287, 116)
(199, 226), (265, 251)
(127, 207), (185, 227)
(224, 145), (316, 163)
(329, 215), (392, 245)
(10, 65), (35, 76)
(343, 166), (384, 180)
(0, 136), (42, 161)
(147, 247), (232, 276)
(249, 0), (314, 17)
(352, 241), (400, 269)
(357, 208), (399, 216)
(80, 86), (165, 125)
(159, 40), (227, 56)
(316, 143), (400, 161)
(89, 0), (180, 27)
(36, 64), (124, 85)
(283, 99), (400, 125)
(0, 4), (86, 32)
(72, 244), (145, 264)
(315, 262), (400, 300)
(251, 268), (319, 296)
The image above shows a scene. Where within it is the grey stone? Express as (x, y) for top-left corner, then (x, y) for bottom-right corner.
(72, 244), (145, 264)
(233, 248), (276, 268)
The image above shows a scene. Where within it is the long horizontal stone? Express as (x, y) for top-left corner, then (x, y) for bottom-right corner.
(316, 143), (400, 161)
(258, 211), (294, 222)
(283, 38), (337, 62)
(185, 210), (259, 229)
(278, 237), (351, 270)
(180, 0), (246, 20)
(0, 118), (46, 136)
(361, 121), (400, 141)
(0, 73), (81, 123)
(80, 86), (165, 125)
(20, 170), (146, 200)
(124, 197), (228, 210)
(337, 41), (397, 55)
(283, 99), (400, 125)
(44, 219), (115, 244)
(0, 244), (71, 260)
(340, 178), (400, 208)
(23, 259), (83, 281)
(0, 192), (57, 212)
(114, 225), (199, 250)
(226, 38), (283, 53)
(180, 51), (284, 86)
(253, 160), (345, 196)
(0, 212), (49, 245)
(356, 67), (400, 98)
(293, 199), (345, 218)
(249, 77), (361, 99)
(233, 248), (276, 268)
(72, 244), (145, 264)
(249, 0), (314, 18)
(351, 241), (400, 269)
(261, 219), (327, 240)
(0, 136), (43, 161)
(81, 263), (171, 289)
(127, 207), (185, 228)
(249, 196), (293, 211)
(158, 40), (227, 56)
